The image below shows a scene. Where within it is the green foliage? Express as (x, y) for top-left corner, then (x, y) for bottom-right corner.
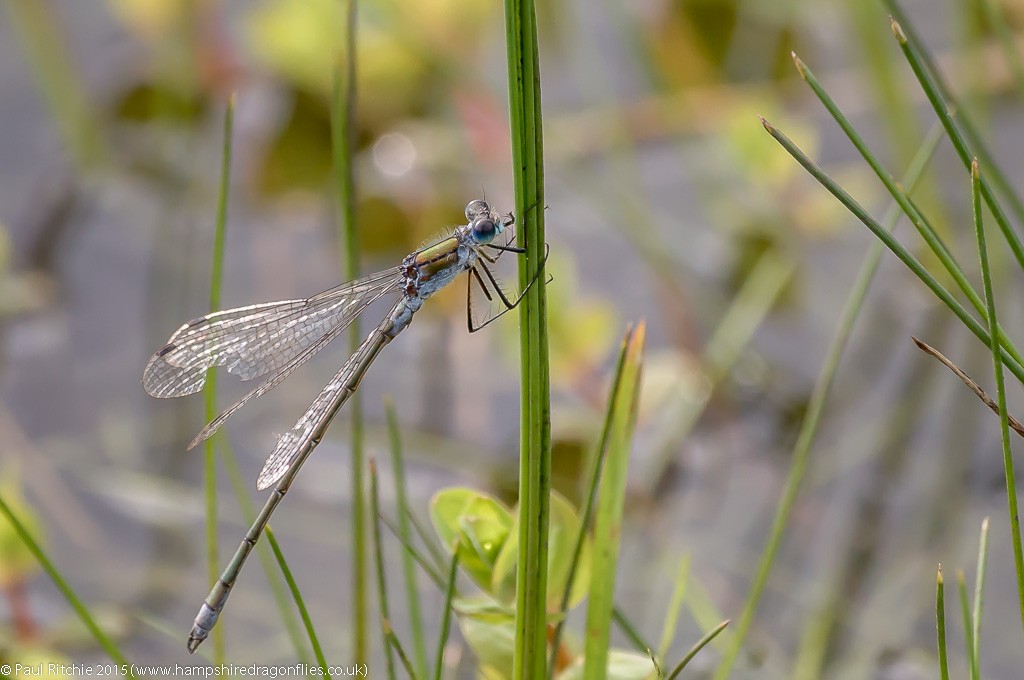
(558, 651), (655, 680)
(582, 323), (644, 680)
(0, 484), (133, 674)
(431, 488), (518, 599)
(430, 488), (591, 612)
(761, 5), (1024, 677)
(431, 488), (666, 679)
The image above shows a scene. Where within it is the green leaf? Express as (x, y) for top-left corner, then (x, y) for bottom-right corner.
(582, 323), (646, 680)
(431, 488), (515, 595)
(453, 595), (518, 623)
(543, 492), (592, 611)
(557, 650), (656, 680)
(459, 612), (518, 680)
(492, 490), (592, 610)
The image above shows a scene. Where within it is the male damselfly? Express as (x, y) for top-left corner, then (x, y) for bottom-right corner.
(142, 199), (544, 652)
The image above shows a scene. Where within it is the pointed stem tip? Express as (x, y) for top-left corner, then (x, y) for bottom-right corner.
(889, 17), (907, 44)
(791, 52), (808, 78)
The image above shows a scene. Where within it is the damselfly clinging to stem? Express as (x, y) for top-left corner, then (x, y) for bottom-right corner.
(142, 199), (545, 653)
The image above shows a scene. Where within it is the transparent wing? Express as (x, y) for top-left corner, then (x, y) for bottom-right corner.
(143, 267), (404, 399)
(182, 279), (402, 450)
(256, 310), (397, 490)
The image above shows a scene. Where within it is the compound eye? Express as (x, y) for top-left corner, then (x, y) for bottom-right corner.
(465, 199), (489, 221)
(471, 217), (497, 244)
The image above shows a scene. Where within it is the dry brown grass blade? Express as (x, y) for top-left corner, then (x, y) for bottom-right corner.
(913, 336), (1024, 439)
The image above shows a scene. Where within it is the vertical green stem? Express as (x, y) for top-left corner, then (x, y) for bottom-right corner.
(971, 516), (989, 664)
(583, 325), (645, 680)
(433, 547), (461, 680)
(548, 325), (632, 678)
(369, 460), (397, 680)
(330, 0), (367, 665)
(503, 0), (550, 676)
(657, 556), (691, 662)
(203, 93), (234, 662)
(386, 398), (428, 677)
(957, 571), (978, 680)
(971, 160), (1024, 635)
(936, 566), (950, 680)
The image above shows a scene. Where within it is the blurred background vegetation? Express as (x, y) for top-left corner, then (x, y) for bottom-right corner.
(2, 0), (1024, 677)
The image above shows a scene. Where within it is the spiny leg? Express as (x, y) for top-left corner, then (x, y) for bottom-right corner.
(466, 244), (549, 333)
(467, 266), (495, 333)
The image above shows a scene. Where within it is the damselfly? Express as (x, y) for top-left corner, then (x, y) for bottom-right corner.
(142, 199), (544, 652)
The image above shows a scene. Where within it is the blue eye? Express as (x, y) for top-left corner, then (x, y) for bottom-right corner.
(471, 217), (497, 244)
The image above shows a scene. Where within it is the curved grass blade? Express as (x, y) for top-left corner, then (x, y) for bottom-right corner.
(665, 619), (730, 680)
(888, 16), (1024, 275)
(884, 0), (1024, 230)
(759, 119), (1024, 384)
(0, 494), (133, 676)
(611, 607), (653, 656)
(264, 524), (331, 679)
(381, 513), (446, 589)
(410, 506), (449, 575)
(220, 443), (312, 665)
(792, 53), (1024, 367)
(714, 120), (943, 680)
